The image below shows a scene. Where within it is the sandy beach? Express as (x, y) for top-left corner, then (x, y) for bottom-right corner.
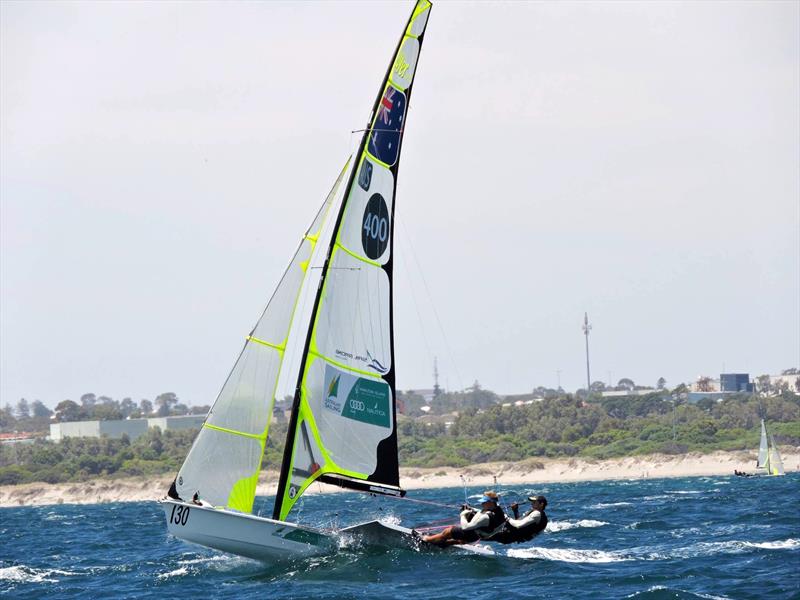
(1, 449), (796, 508)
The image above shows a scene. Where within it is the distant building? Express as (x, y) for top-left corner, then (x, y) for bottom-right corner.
(600, 389), (659, 398)
(408, 389), (437, 403)
(147, 415), (206, 431)
(720, 373), (753, 393)
(50, 415), (206, 441)
(50, 419), (149, 441)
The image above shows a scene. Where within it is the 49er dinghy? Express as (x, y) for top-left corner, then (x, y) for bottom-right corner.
(160, 0), (433, 561)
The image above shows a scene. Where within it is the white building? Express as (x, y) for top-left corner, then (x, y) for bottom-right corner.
(50, 419), (149, 441)
(49, 415), (206, 441)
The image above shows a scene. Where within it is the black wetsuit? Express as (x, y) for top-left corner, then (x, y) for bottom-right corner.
(490, 509), (548, 544)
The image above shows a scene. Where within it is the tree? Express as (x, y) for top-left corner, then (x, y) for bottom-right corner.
(31, 400), (53, 419)
(16, 398), (30, 419)
(120, 398), (137, 418)
(55, 400), (84, 422)
(139, 399), (154, 416)
(155, 393), (179, 417)
(657, 377), (667, 390)
(590, 381), (606, 392)
(696, 376), (714, 392)
(0, 404), (17, 429)
(755, 375), (771, 395)
(80, 393), (97, 409)
(617, 378), (635, 392)
(780, 368), (798, 375)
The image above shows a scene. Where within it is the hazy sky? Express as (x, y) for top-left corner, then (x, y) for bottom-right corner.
(2, 1), (798, 409)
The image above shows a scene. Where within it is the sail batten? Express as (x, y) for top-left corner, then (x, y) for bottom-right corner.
(274, 0), (432, 521)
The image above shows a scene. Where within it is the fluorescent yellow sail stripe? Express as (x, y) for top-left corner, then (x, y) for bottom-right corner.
(203, 422), (267, 441)
(405, 0), (431, 38)
(307, 347), (384, 380)
(333, 241), (382, 268)
(246, 335), (285, 352)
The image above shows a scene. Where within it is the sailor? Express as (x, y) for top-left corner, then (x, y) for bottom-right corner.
(192, 491), (212, 507)
(422, 491), (507, 545)
(489, 495), (548, 544)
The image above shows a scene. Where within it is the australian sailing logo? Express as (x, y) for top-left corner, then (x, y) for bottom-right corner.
(324, 374), (342, 413)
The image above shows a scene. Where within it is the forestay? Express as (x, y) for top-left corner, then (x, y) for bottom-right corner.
(273, 0), (433, 521)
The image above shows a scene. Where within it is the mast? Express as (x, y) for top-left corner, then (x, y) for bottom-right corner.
(273, 1), (431, 520)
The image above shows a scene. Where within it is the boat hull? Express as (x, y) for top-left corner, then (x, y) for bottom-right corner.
(160, 499), (334, 561)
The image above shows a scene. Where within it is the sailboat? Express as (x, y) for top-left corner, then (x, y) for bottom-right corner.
(160, 0), (433, 560)
(754, 419), (785, 476)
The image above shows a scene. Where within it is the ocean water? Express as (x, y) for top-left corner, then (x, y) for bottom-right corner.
(1, 473), (798, 599)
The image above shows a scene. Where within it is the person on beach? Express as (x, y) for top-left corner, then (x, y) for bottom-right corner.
(489, 495), (548, 544)
(421, 491), (507, 545)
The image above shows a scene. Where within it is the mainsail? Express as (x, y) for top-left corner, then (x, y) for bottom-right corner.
(171, 160), (350, 513)
(756, 419), (769, 471)
(273, 0), (432, 521)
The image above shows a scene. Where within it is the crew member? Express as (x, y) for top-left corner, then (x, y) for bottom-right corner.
(490, 495), (548, 544)
(422, 491), (507, 545)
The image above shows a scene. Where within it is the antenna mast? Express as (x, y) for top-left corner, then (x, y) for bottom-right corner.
(582, 312), (592, 392)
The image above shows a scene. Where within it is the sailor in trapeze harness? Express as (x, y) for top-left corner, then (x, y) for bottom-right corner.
(421, 492), (548, 546)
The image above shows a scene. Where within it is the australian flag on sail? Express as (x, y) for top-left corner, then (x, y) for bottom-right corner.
(368, 84), (406, 166)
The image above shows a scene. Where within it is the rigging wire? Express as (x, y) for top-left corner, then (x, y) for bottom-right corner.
(397, 215), (465, 392)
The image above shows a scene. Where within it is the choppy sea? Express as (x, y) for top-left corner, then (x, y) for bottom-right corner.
(1, 473), (798, 599)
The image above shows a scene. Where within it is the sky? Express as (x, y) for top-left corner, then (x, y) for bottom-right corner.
(1, 1), (798, 409)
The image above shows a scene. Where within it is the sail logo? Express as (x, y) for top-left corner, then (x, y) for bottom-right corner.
(393, 51), (410, 79)
(358, 159), (372, 191)
(366, 349), (389, 374)
(368, 84), (406, 166)
(324, 374), (342, 413)
(340, 378), (391, 428)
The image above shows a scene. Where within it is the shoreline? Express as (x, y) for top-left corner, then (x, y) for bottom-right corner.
(1, 449), (797, 508)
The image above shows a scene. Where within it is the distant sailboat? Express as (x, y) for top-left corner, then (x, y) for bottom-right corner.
(159, 0), (433, 561)
(755, 419), (785, 476)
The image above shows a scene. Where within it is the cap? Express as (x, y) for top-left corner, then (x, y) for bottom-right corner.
(478, 495), (496, 504)
(528, 495), (547, 507)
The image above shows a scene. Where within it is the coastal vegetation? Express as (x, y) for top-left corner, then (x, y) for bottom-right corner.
(1, 390), (797, 485)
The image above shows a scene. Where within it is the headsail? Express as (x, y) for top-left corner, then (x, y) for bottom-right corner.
(171, 160), (350, 513)
(768, 433), (785, 476)
(273, 0), (432, 521)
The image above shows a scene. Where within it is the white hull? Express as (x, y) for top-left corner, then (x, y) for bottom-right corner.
(160, 499), (335, 561)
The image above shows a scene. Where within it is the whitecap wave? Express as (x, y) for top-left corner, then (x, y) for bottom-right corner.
(743, 538), (799, 550)
(507, 547), (630, 563)
(0, 565), (76, 584)
(546, 519), (609, 532)
(588, 501), (632, 509)
(157, 566), (188, 580)
(668, 538), (800, 558)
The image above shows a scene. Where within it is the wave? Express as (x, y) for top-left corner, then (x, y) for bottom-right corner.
(0, 565), (77, 584)
(640, 538), (800, 560)
(157, 566), (188, 580)
(507, 547), (630, 563)
(588, 501), (633, 509)
(546, 519), (609, 532)
(626, 585), (732, 599)
(743, 538), (799, 550)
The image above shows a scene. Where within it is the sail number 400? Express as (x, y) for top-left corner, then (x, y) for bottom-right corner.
(170, 504), (190, 526)
(363, 213), (388, 243)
